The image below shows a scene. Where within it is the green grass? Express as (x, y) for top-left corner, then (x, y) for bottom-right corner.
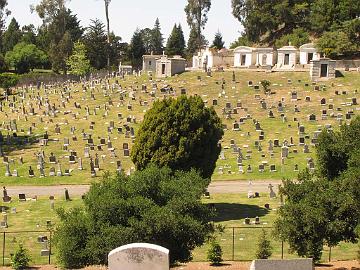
(1, 70), (359, 185)
(193, 193), (358, 262)
(0, 194), (357, 265)
(0, 196), (83, 265)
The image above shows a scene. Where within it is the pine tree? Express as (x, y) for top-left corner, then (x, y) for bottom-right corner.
(151, 18), (164, 55)
(129, 28), (146, 70)
(255, 229), (272, 259)
(165, 24), (185, 57)
(2, 18), (22, 53)
(83, 19), (108, 70)
(66, 41), (91, 76)
(211, 31), (225, 50)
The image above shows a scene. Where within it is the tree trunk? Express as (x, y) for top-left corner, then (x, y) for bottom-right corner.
(105, 1), (111, 70)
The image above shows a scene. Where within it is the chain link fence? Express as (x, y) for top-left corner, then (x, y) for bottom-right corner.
(192, 226), (359, 262)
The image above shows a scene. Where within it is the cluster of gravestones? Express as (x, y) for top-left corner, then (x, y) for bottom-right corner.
(0, 185), (73, 257)
(0, 71), (359, 180)
(0, 72), (180, 179)
(215, 77), (358, 175)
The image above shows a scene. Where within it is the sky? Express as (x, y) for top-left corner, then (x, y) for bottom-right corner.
(7, 0), (243, 47)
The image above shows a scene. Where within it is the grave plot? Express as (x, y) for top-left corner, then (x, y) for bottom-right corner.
(0, 70), (359, 184)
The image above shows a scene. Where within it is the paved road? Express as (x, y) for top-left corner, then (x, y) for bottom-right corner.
(3, 180), (282, 197)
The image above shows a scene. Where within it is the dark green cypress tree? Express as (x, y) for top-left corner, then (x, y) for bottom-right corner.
(165, 23), (186, 57)
(2, 18), (22, 53)
(151, 18), (164, 55)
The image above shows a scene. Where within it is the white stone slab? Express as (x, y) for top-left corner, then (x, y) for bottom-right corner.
(250, 259), (313, 270)
(108, 243), (169, 270)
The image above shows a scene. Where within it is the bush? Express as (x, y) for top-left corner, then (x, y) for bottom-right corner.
(207, 241), (223, 265)
(260, 80), (271, 94)
(0, 73), (19, 95)
(55, 166), (214, 267)
(11, 244), (31, 270)
(131, 95), (224, 179)
(255, 229), (272, 259)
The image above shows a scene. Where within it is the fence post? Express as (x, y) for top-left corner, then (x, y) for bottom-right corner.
(2, 232), (5, 266)
(49, 231), (52, 264)
(328, 246), (331, 262)
(232, 227), (235, 261)
(281, 241), (284, 259)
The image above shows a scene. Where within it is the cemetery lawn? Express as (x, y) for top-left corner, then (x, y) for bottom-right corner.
(1, 70), (359, 185)
(0, 193), (357, 266)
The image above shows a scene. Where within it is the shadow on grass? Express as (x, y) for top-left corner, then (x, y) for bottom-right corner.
(210, 203), (269, 222)
(1, 134), (40, 155)
(210, 262), (232, 267)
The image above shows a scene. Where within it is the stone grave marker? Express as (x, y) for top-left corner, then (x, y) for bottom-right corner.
(249, 258), (313, 270)
(108, 243), (169, 270)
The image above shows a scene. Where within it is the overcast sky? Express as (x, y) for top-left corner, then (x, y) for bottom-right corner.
(7, 0), (243, 47)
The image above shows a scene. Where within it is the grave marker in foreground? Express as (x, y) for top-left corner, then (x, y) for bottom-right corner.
(108, 243), (169, 270)
(249, 258), (313, 270)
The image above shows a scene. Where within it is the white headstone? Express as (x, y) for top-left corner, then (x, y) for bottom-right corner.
(249, 259), (313, 270)
(108, 243), (169, 270)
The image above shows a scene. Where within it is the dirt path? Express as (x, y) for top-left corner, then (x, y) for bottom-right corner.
(3, 180), (282, 197)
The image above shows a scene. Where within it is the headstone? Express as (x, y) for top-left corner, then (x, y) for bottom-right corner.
(268, 184), (276, 198)
(108, 243), (169, 270)
(249, 259), (313, 270)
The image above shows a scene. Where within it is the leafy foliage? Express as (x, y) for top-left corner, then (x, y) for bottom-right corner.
(275, 28), (310, 48)
(185, 0), (211, 52)
(131, 95), (224, 179)
(66, 41), (91, 76)
(5, 42), (47, 74)
(11, 244), (31, 270)
(166, 24), (186, 56)
(0, 73), (18, 93)
(260, 80), (271, 94)
(33, 1), (83, 73)
(231, 0), (360, 47)
(316, 30), (357, 57)
(255, 229), (272, 259)
(207, 241), (223, 265)
(54, 166), (214, 267)
(275, 118), (360, 262)
(230, 34), (253, 49)
(316, 116), (360, 180)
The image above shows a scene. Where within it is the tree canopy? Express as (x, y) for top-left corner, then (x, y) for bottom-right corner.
(231, 0), (360, 50)
(131, 95), (224, 179)
(128, 28), (146, 70)
(5, 42), (47, 74)
(54, 166), (214, 268)
(185, 0), (211, 52)
(274, 116), (360, 262)
(165, 24), (186, 56)
(66, 41), (91, 76)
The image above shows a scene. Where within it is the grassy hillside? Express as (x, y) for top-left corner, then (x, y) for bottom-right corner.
(0, 70), (359, 185)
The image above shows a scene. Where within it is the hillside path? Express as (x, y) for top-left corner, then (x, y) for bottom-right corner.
(3, 180), (282, 197)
